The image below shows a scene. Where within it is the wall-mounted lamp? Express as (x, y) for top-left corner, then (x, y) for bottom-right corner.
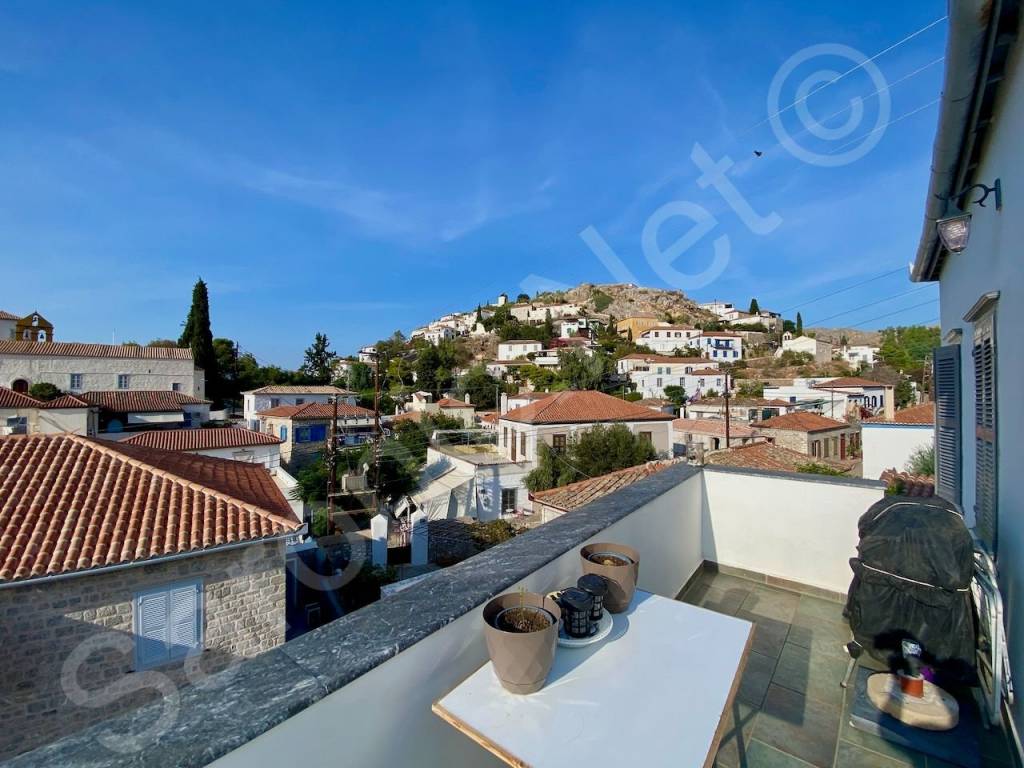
(935, 178), (1002, 254)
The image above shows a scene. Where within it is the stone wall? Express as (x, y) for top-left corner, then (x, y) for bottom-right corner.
(0, 354), (204, 398)
(0, 540), (286, 760)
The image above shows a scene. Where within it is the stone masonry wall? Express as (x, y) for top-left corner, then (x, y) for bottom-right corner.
(0, 540), (285, 760)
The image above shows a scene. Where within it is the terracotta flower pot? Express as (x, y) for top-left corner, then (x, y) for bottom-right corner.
(580, 542), (639, 613)
(483, 592), (561, 694)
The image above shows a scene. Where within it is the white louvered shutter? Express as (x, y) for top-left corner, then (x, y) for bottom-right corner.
(168, 582), (202, 657)
(136, 591), (170, 668)
(933, 345), (961, 504)
(973, 313), (998, 555)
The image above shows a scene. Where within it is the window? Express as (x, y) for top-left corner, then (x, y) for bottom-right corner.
(69, 373), (83, 390)
(639, 431), (652, 444)
(279, 426), (288, 442)
(823, 439), (830, 458)
(295, 398), (305, 405)
(117, 374), (130, 389)
(552, 434), (567, 454)
(502, 427), (508, 448)
(501, 488), (517, 514)
(520, 432), (527, 459)
(270, 398), (280, 408)
(134, 580), (203, 670)
(171, 382), (181, 392)
(973, 309), (998, 553)
(933, 344), (961, 504)
(812, 440), (821, 457)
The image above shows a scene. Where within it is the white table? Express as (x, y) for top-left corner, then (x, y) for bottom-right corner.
(433, 590), (753, 768)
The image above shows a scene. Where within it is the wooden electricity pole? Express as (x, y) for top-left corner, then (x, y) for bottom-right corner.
(326, 394), (338, 531)
(723, 371), (731, 449)
(372, 350), (382, 513)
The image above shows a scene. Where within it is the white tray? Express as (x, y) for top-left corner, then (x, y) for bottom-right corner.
(558, 610), (614, 647)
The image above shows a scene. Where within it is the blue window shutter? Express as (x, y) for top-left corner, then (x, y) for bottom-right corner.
(168, 583), (201, 658)
(279, 426), (288, 441)
(136, 592), (169, 668)
(933, 344), (961, 506)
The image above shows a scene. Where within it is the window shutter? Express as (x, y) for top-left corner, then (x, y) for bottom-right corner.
(168, 583), (201, 656)
(933, 345), (961, 505)
(973, 314), (998, 554)
(137, 591), (170, 668)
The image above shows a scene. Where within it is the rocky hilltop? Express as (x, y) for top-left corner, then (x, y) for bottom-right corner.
(532, 283), (718, 325)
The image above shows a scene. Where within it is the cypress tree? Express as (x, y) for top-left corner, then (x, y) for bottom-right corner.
(179, 279), (220, 404)
(796, 312), (804, 335)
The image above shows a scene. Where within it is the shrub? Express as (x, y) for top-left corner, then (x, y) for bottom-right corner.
(905, 445), (935, 476)
(470, 519), (519, 549)
(28, 382), (62, 401)
(796, 462), (848, 476)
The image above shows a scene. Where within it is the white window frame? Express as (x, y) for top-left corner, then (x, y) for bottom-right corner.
(69, 373), (83, 390)
(133, 578), (204, 671)
(117, 374), (130, 389)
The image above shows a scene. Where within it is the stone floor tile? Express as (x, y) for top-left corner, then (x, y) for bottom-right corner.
(772, 641), (850, 707)
(753, 684), (841, 767)
(713, 699), (760, 768)
(736, 611), (791, 659)
(741, 586), (801, 624)
(835, 740), (910, 768)
(738, 651), (777, 708)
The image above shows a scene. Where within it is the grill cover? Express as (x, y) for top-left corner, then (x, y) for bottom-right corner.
(845, 495), (976, 682)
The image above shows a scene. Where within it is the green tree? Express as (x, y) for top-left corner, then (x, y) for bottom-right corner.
(748, 298), (760, 314)
(458, 364), (503, 409)
(213, 338), (241, 403)
(179, 279), (221, 405)
(28, 382), (62, 401)
(559, 348), (607, 390)
(782, 319), (796, 334)
(146, 338), (179, 348)
(347, 362), (373, 391)
(662, 385), (686, 406)
(543, 309), (555, 341)
(299, 332), (337, 384)
(592, 289), (613, 312)
(795, 312), (803, 335)
(524, 424), (657, 492)
(516, 293), (531, 303)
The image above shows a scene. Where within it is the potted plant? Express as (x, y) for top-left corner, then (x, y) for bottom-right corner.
(580, 542), (639, 613)
(483, 590), (561, 694)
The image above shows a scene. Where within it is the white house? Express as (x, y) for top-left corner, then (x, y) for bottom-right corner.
(777, 335), (833, 363)
(498, 390), (675, 464)
(911, 10), (1022, 735)
(762, 381), (850, 421)
(0, 341), (204, 398)
(358, 346), (377, 364)
(812, 377), (895, 419)
(242, 385), (357, 428)
(695, 332), (744, 361)
(508, 303), (582, 323)
(699, 301), (735, 317)
(0, 388), (97, 436)
(836, 345), (879, 368)
(559, 317), (603, 339)
(413, 443), (532, 520)
(630, 366), (725, 400)
(497, 340), (543, 360)
(860, 403), (935, 480)
(0, 311), (17, 342)
(423, 325), (456, 345)
(672, 418), (762, 454)
(615, 353), (715, 376)
(684, 397), (792, 423)
(635, 326), (702, 354)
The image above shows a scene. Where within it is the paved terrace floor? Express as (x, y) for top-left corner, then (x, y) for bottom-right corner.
(678, 568), (1016, 768)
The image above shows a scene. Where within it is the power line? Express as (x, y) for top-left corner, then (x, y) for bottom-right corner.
(848, 298), (939, 328)
(777, 266), (907, 315)
(741, 15), (947, 136)
(806, 285), (933, 326)
(828, 97), (941, 156)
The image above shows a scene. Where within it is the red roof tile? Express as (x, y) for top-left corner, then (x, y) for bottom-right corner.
(256, 402), (374, 420)
(812, 377), (889, 389)
(436, 398), (474, 409)
(880, 469), (935, 495)
(0, 388), (44, 409)
(0, 311), (20, 321)
(758, 412), (850, 432)
(43, 394), (90, 409)
(81, 390), (210, 413)
(691, 397), (791, 407)
(501, 390), (676, 424)
(864, 402), (935, 425)
(707, 442), (849, 474)
(531, 461), (680, 512)
(0, 434), (300, 583)
(0, 341), (194, 360)
(122, 427), (282, 451)
(672, 418), (758, 438)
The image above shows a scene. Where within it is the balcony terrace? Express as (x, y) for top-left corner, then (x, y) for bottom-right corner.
(9, 463), (1016, 768)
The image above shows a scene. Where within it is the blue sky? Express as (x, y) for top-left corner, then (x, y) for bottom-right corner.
(0, 1), (946, 366)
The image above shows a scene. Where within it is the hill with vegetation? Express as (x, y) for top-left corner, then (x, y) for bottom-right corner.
(532, 283), (718, 326)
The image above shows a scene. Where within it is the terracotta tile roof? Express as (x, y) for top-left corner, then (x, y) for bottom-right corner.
(122, 427), (282, 451)
(0, 434), (300, 583)
(700, 331), (743, 338)
(706, 442), (848, 474)
(0, 311), (20, 321)
(531, 460), (681, 512)
(43, 394), (91, 409)
(256, 402), (374, 420)
(244, 385), (355, 395)
(80, 390), (211, 413)
(392, 411), (424, 424)
(619, 353), (708, 364)
(436, 398), (474, 409)
(864, 402), (935, 425)
(509, 391), (554, 401)
(688, 368), (726, 376)
(478, 411), (499, 424)
(0, 388), (90, 410)
(880, 469), (935, 496)
(501, 390), (676, 424)
(636, 398), (671, 407)
(758, 412), (850, 432)
(812, 377), (888, 389)
(672, 418), (758, 438)
(0, 388), (44, 409)
(0, 341), (194, 360)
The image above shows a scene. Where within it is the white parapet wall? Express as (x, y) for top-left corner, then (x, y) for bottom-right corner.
(701, 467), (885, 594)
(861, 423), (933, 481)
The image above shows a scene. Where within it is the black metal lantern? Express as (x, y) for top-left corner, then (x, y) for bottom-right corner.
(558, 588), (594, 638)
(577, 574), (609, 621)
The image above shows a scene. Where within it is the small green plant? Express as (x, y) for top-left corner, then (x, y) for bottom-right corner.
(905, 445), (935, 476)
(796, 462), (848, 477)
(470, 519), (519, 549)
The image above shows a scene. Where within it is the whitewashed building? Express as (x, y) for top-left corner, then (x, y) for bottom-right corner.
(242, 385), (357, 429)
(860, 403), (935, 480)
(635, 326), (701, 354)
(496, 340), (543, 360)
(777, 335), (833, 363)
(0, 388), (96, 436)
(836, 345), (879, 367)
(0, 341), (204, 398)
(695, 332), (744, 361)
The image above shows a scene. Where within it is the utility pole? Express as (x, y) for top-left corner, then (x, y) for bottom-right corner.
(372, 349), (382, 513)
(326, 394), (338, 532)
(723, 371), (731, 449)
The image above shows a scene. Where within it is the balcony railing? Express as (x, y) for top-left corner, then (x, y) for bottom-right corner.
(12, 464), (888, 767)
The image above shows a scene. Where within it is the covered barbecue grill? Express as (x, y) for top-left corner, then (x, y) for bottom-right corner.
(845, 495), (976, 684)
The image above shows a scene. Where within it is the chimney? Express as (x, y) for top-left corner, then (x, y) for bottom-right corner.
(464, 392), (471, 405)
(883, 386), (895, 420)
(500, 392), (508, 415)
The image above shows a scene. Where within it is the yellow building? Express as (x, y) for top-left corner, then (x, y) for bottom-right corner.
(615, 314), (662, 340)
